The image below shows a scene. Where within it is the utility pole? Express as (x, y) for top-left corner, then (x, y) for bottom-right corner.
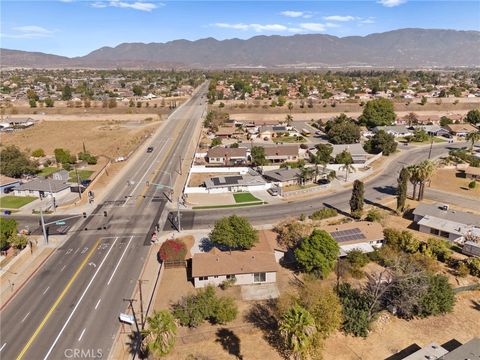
(176, 196), (181, 232)
(138, 280), (146, 330)
(428, 135), (434, 160)
(40, 207), (48, 244)
(124, 298), (141, 355)
(178, 155), (183, 175)
(75, 167), (82, 200)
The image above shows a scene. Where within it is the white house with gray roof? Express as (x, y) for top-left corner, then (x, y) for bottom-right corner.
(14, 179), (71, 198)
(413, 203), (480, 242)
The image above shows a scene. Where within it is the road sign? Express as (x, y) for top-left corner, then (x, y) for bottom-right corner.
(119, 313), (135, 325)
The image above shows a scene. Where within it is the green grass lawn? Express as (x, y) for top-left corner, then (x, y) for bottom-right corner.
(38, 167), (60, 177)
(0, 196), (37, 209)
(68, 170), (94, 182)
(397, 136), (446, 144)
(233, 192), (261, 203)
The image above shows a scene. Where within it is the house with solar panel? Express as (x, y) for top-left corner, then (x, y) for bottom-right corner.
(322, 221), (385, 256)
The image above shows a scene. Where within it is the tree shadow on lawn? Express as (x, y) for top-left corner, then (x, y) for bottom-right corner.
(215, 328), (243, 360)
(244, 300), (288, 358)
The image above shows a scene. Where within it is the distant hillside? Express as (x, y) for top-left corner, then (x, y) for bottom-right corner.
(2, 29), (480, 69)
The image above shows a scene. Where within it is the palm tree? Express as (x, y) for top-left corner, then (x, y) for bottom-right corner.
(466, 131), (480, 151)
(408, 164), (419, 200)
(309, 152), (327, 183)
(143, 310), (177, 358)
(415, 160), (436, 201)
(285, 114), (293, 126)
(298, 167), (314, 186)
(279, 304), (316, 359)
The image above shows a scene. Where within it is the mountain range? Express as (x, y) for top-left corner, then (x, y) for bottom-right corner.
(2, 28), (480, 69)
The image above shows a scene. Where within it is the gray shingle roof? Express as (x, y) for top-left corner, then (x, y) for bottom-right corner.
(17, 179), (70, 193)
(413, 203), (480, 227)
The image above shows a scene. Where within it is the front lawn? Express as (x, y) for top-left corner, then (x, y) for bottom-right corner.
(38, 167), (60, 177)
(68, 170), (94, 182)
(273, 136), (306, 143)
(397, 136), (446, 144)
(0, 196), (37, 209)
(233, 192), (261, 203)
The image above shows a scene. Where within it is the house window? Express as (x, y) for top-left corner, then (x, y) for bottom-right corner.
(214, 275), (219, 278)
(430, 228), (440, 236)
(253, 272), (266, 282)
(440, 231), (450, 238)
(198, 276), (208, 281)
(226, 275), (236, 280)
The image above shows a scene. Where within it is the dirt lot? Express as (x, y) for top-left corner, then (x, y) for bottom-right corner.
(324, 290), (480, 360)
(0, 119), (162, 157)
(430, 168), (480, 197)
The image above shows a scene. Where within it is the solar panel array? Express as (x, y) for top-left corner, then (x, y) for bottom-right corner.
(330, 228), (366, 243)
(212, 176), (243, 186)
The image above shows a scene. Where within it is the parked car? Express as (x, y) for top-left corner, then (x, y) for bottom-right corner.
(267, 187), (281, 196)
(147, 146), (154, 153)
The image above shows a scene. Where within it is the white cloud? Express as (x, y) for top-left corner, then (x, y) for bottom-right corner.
(2, 25), (55, 38)
(323, 15), (356, 22)
(91, 0), (162, 11)
(378, 0), (407, 7)
(281, 11), (304, 18)
(360, 17), (376, 24)
(213, 23), (298, 32)
(299, 23), (327, 32)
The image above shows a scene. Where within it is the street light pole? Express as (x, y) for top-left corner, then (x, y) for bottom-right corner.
(40, 207), (48, 244)
(428, 135), (434, 160)
(75, 167), (82, 200)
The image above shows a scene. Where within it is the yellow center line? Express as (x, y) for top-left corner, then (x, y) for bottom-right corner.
(135, 112), (194, 208)
(16, 239), (101, 360)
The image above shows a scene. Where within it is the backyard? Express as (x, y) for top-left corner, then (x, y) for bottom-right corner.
(68, 169), (94, 182)
(0, 196), (36, 209)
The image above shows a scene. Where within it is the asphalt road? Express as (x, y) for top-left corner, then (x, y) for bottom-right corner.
(178, 141), (469, 228)
(0, 82), (208, 360)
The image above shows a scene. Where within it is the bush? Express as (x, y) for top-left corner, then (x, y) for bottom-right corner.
(172, 285), (237, 327)
(383, 228), (420, 254)
(468, 180), (477, 189)
(310, 208), (338, 220)
(31, 148), (46, 158)
(337, 283), (371, 337)
(456, 262), (470, 277)
(466, 258), (480, 277)
(158, 239), (187, 262)
(419, 274), (455, 317)
(420, 238), (452, 262)
(351, 210), (363, 220)
(365, 208), (383, 222)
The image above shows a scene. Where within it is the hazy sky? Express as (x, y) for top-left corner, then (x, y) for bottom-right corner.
(1, 0), (479, 57)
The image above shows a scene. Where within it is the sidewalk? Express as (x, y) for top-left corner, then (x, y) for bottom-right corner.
(0, 240), (55, 309)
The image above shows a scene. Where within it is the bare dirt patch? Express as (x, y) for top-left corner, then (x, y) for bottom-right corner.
(430, 168), (480, 197)
(0, 119), (161, 157)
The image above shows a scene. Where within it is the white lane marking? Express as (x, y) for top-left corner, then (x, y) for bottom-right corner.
(94, 298), (101, 310)
(123, 140), (170, 207)
(107, 236), (134, 285)
(43, 237), (119, 360)
(0, 343), (6, 352)
(78, 328), (86, 342)
(21, 312), (31, 323)
(60, 265), (66, 272)
(42, 287), (50, 295)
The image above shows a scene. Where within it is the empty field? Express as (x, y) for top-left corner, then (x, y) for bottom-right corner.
(0, 196), (36, 209)
(1, 119), (162, 158)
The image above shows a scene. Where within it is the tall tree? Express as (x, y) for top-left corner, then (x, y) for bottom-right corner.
(309, 143), (333, 182)
(350, 180), (365, 218)
(408, 164), (420, 200)
(251, 146), (267, 166)
(325, 114), (360, 144)
(295, 230), (340, 278)
(336, 150), (355, 182)
(143, 310), (177, 357)
(0, 145), (37, 178)
(363, 130), (397, 156)
(279, 304), (317, 359)
(298, 167), (315, 185)
(61, 84), (72, 101)
(465, 109), (480, 125)
(415, 160), (436, 201)
(466, 131), (480, 150)
(358, 98), (396, 127)
(396, 167), (410, 212)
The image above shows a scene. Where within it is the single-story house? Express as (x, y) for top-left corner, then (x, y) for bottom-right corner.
(204, 174), (267, 193)
(414, 125), (451, 137)
(263, 145), (299, 163)
(413, 203), (480, 242)
(52, 169), (70, 181)
(464, 166), (480, 181)
(462, 241), (480, 257)
(388, 337), (479, 360)
(262, 167), (302, 187)
(373, 125), (413, 137)
(0, 175), (20, 193)
(14, 179), (71, 198)
(215, 126), (237, 139)
(206, 146), (248, 165)
(331, 143), (369, 164)
(322, 221), (385, 256)
(444, 123), (478, 136)
(191, 233), (279, 288)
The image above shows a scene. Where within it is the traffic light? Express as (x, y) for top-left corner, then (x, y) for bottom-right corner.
(83, 212), (87, 218)
(103, 211), (108, 217)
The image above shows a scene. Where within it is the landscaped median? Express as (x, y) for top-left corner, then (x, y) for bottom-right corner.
(0, 196), (36, 209)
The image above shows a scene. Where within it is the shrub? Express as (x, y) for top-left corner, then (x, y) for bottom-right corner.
(158, 239), (187, 262)
(468, 180), (477, 189)
(466, 258), (480, 277)
(211, 296), (238, 324)
(310, 208), (338, 220)
(419, 274), (455, 317)
(456, 262), (470, 277)
(420, 238), (452, 262)
(337, 283), (370, 337)
(365, 208), (383, 222)
(31, 148), (46, 158)
(383, 228), (420, 253)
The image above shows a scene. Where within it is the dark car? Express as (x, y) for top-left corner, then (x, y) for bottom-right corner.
(147, 146), (154, 153)
(442, 133), (453, 139)
(81, 179), (92, 187)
